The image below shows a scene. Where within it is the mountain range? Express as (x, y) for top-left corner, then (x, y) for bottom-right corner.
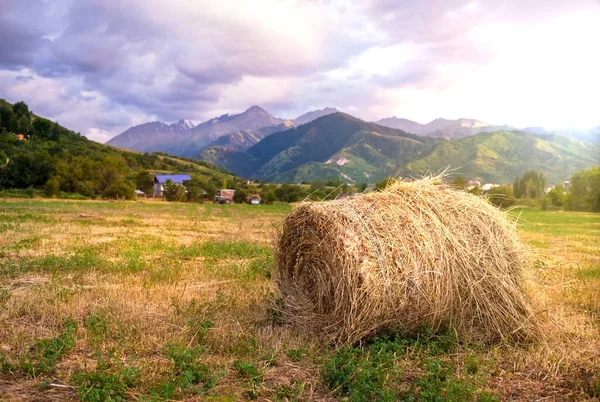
(200, 113), (599, 184)
(523, 126), (600, 144)
(106, 119), (194, 153)
(107, 106), (600, 184)
(205, 113), (442, 183)
(107, 106), (340, 157)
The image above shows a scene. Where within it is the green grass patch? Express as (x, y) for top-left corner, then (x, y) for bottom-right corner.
(84, 313), (109, 344)
(0, 188), (36, 198)
(274, 382), (305, 402)
(72, 357), (140, 402)
(0, 288), (10, 305)
(1, 318), (78, 377)
(0, 249), (107, 278)
(233, 360), (263, 384)
(285, 347), (307, 362)
(577, 265), (600, 280)
(323, 331), (496, 402)
(233, 360), (263, 399)
(184, 241), (271, 260)
(173, 298), (215, 344)
(150, 343), (218, 400)
(509, 209), (600, 237)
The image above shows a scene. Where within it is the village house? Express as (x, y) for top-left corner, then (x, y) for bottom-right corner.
(246, 193), (261, 205)
(467, 179), (482, 190)
(563, 181), (570, 192)
(153, 174), (191, 197)
(481, 183), (500, 194)
(214, 189), (235, 204)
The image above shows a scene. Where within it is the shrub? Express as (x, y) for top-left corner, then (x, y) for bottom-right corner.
(163, 180), (187, 202)
(44, 176), (60, 197)
(103, 180), (135, 200)
(486, 185), (516, 208)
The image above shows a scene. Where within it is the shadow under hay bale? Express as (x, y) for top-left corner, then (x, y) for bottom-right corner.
(275, 177), (542, 345)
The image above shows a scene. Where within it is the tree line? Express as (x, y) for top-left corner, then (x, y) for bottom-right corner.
(0, 100), (232, 200)
(160, 176), (369, 204)
(2, 100), (597, 210)
(449, 169), (600, 212)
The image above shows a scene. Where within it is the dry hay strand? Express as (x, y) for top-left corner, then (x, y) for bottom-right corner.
(275, 176), (543, 345)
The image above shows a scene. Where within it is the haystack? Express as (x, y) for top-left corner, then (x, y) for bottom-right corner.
(275, 177), (540, 345)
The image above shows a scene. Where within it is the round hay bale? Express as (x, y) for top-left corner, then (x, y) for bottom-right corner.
(275, 177), (540, 345)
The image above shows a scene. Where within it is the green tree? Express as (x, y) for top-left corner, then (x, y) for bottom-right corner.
(263, 189), (276, 204)
(450, 175), (467, 189)
(44, 176), (60, 197)
(97, 156), (128, 195)
(17, 115), (31, 135)
(33, 118), (53, 139)
(233, 188), (248, 204)
(310, 178), (326, 192)
(326, 178), (343, 187)
(12, 101), (30, 119)
(487, 185), (516, 207)
(51, 122), (61, 141)
(569, 166), (600, 212)
(275, 184), (305, 202)
(0, 152), (53, 189)
(546, 185), (565, 207)
(200, 181), (217, 201)
(163, 179), (187, 202)
(103, 179), (135, 200)
(356, 183), (368, 193)
(135, 171), (154, 194)
(514, 171), (546, 199)
(182, 178), (209, 202)
(0, 107), (18, 132)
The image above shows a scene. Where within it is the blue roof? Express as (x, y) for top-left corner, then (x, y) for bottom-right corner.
(154, 174), (191, 184)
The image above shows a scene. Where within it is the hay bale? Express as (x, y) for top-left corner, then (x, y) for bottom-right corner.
(275, 177), (540, 345)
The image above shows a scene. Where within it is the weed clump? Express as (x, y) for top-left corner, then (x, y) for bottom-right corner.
(150, 343), (217, 400)
(323, 332), (498, 402)
(20, 318), (78, 376)
(72, 358), (140, 402)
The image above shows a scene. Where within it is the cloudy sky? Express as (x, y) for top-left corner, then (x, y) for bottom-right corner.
(1, 0), (599, 142)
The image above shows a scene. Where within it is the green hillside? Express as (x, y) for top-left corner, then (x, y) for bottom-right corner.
(196, 113), (599, 184)
(403, 130), (600, 184)
(198, 147), (263, 178)
(0, 99), (235, 199)
(257, 129), (437, 183)
(203, 113), (441, 182)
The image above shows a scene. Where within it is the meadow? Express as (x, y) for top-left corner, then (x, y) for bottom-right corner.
(0, 198), (598, 401)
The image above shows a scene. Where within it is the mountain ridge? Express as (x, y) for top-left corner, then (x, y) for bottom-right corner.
(202, 112), (442, 183)
(107, 105), (341, 156)
(199, 113), (600, 185)
(375, 116), (512, 139)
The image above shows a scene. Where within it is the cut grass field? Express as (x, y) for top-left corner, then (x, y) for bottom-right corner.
(0, 199), (598, 401)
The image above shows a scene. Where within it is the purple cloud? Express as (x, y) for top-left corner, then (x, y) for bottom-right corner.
(0, 0), (598, 141)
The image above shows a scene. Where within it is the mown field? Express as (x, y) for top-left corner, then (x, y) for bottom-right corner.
(0, 199), (598, 401)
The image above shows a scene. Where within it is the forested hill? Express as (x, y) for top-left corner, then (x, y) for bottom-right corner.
(0, 99), (235, 199)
